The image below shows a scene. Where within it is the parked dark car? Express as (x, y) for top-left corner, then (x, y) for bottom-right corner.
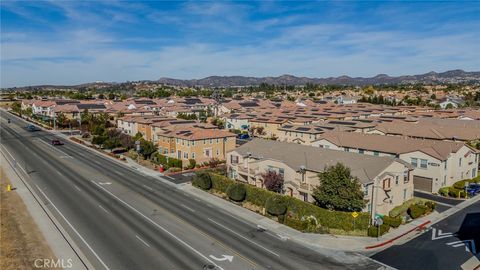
(26, 124), (40, 131)
(237, 134), (250, 140)
(467, 183), (480, 197)
(51, 139), (64, 146)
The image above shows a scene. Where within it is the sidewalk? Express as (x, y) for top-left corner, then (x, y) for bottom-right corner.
(52, 128), (480, 253)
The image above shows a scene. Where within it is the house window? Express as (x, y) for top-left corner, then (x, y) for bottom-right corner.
(459, 158), (462, 167)
(210, 139), (213, 144)
(344, 147), (350, 152)
(411, 158), (418, 167)
(383, 178), (391, 189)
(231, 155), (239, 164)
(216, 149), (219, 156)
(420, 159), (427, 169)
(203, 139), (206, 144)
(403, 171), (409, 183)
(192, 153), (195, 159)
(359, 149), (364, 154)
(192, 140), (195, 146)
(299, 192), (308, 202)
(373, 151), (379, 156)
(184, 152), (188, 159)
(403, 189), (407, 200)
(395, 175), (399, 185)
(216, 138), (219, 143)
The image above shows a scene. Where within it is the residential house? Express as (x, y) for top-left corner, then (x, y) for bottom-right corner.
(227, 139), (414, 217)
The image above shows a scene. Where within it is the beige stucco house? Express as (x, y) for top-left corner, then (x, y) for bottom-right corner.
(227, 139), (414, 218)
(312, 131), (479, 193)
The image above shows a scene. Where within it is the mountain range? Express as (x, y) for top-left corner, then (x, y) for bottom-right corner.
(157, 69), (480, 87)
(4, 69), (480, 90)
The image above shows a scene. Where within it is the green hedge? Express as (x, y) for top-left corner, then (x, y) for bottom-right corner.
(438, 187), (449, 197)
(202, 172), (370, 234)
(154, 153), (183, 168)
(407, 204), (427, 219)
(265, 196), (287, 216)
(367, 224), (390, 237)
(192, 171), (212, 190)
(383, 216), (402, 228)
(226, 183), (247, 202)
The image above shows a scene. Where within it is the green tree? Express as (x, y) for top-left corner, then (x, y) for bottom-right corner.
(312, 163), (366, 212)
(11, 102), (22, 114)
(56, 112), (67, 127)
(139, 139), (156, 159)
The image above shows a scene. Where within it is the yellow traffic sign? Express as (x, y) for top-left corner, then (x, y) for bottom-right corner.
(351, 211), (358, 218)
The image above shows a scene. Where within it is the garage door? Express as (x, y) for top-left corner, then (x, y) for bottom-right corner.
(413, 175), (433, 192)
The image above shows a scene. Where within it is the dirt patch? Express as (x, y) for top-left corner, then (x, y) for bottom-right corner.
(0, 168), (60, 270)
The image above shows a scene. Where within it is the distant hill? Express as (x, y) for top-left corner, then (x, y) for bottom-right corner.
(4, 69), (479, 91)
(157, 70), (480, 87)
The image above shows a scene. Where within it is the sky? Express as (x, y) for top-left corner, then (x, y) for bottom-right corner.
(1, 1), (479, 87)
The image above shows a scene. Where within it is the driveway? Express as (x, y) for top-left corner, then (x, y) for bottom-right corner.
(372, 201), (480, 270)
(164, 171), (196, 184)
(414, 190), (463, 213)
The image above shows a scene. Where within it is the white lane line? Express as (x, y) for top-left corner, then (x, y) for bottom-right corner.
(1, 145), (29, 175)
(142, 184), (153, 191)
(57, 171), (64, 177)
(35, 184), (111, 270)
(73, 185), (81, 192)
(98, 205), (109, 214)
(181, 204), (196, 213)
(207, 218), (280, 257)
(90, 181), (224, 270)
(135, 235), (151, 248)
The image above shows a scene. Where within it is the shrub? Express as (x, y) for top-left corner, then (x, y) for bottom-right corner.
(424, 201), (436, 212)
(226, 183), (246, 202)
(383, 216), (402, 228)
(210, 173), (235, 193)
(448, 188), (462, 198)
(453, 180), (471, 190)
(192, 171), (212, 190)
(187, 159), (196, 169)
(407, 204), (427, 219)
(245, 184), (276, 207)
(167, 157), (182, 168)
(285, 218), (309, 231)
(81, 132), (90, 138)
(367, 224), (390, 237)
(265, 196), (287, 216)
(92, 135), (107, 145)
(438, 187), (449, 197)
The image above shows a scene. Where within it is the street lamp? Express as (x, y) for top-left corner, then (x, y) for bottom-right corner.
(246, 151), (252, 184)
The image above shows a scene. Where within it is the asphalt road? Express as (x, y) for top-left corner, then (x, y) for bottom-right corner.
(372, 200), (480, 270)
(414, 191), (464, 213)
(0, 111), (383, 270)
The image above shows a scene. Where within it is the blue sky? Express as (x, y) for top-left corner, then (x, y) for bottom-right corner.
(1, 1), (479, 87)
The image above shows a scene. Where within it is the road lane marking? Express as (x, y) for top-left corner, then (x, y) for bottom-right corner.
(209, 255), (233, 262)
(181, 204), (196, 213)
(73, 185), (81, 192)
(57, 171), (64, 177)
(135, 235), (151, 248)
(98, 205), (109, 214)
(447, 240), (476, 254)
(90, 181), (224, 270)
(142, 184), (153, 191)
(431, 228), (454, 240)
(35, 185), (111, 270)
(1, 145), (29, 175)
(207, 218), (280, 257)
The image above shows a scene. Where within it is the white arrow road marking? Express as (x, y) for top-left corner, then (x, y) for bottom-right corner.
(209, 255), (234, 262)
(431, 228), (454, 240)
(447, 240), (477, 254)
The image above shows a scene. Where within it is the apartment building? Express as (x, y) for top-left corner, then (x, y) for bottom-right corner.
(312, 131), (479, 193)
(156, 126), (236, 165)
(227, 139), (414, 217)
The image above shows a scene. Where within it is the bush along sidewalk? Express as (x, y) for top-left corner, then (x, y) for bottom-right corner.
(438, 176), (480, 198)
(192, 172), (370, 236)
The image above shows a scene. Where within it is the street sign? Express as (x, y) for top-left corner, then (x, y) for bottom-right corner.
(374, 216), (384, 226)
(351, 212), (359, 218)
